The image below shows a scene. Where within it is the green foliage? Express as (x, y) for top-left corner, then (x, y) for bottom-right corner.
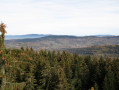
(103, 67), (115, 90)
(94, 82), (98, 90)
(0, 46), (119, 89)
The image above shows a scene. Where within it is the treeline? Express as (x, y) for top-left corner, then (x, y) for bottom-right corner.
(0, 47), (119, 90)
(66, 45), (119, 57)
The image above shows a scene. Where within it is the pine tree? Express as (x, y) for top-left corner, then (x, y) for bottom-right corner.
(112, 58), (119, 90)
(94, 82), (98, 90)
(103, 67), (115, 90)
(89, 57), (100, 88)
(80, 58), (89, 90)
(0, 23), (7, 48)
(0, 23), (7, 89)
(98, 56), (106, 89)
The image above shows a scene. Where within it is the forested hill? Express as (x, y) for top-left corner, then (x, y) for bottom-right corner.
(5, 35), (119, 50)
(66, 45), (119, 57)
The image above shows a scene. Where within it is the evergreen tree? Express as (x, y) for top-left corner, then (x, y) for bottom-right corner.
(94, 82), (98, 90)
(98, 56), (106, 89)
(80, 58), (89, 89)
(103, 67), (115, 90)
(0, 23), (7, 89)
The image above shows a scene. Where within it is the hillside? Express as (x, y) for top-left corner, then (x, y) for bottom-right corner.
(5, 35), (119, 50)
(66, 45), (119, 57)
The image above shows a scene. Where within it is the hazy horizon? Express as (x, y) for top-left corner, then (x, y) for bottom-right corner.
(5, 33), (116, 37)
(1, 0), (119, 36)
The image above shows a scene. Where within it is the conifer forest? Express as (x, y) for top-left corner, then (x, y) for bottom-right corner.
(0, 23), (119, 90)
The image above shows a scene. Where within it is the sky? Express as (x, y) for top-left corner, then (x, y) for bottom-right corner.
(0, 0), (119, 36)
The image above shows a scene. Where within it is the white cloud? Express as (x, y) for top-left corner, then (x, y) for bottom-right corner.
(0, 0), (119, 36)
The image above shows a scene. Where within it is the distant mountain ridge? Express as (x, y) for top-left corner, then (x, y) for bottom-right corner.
(5, 35), (119, 50)
(5, 34), (115, 40)
(5, 34), (50, 40)
(90, 34), (113, 37)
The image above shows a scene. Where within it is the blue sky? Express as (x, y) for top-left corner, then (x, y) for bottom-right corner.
(0, 0), (119, 36)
